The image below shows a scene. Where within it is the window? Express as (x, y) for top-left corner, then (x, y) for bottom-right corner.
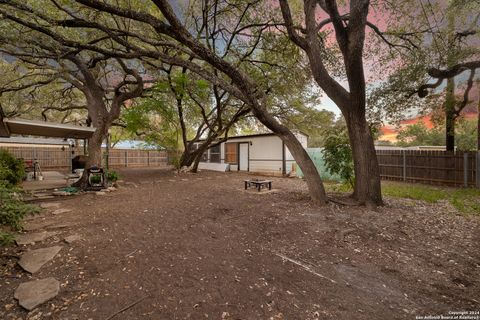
(225, 142), (237, 164)
(209, 144), (221, 163)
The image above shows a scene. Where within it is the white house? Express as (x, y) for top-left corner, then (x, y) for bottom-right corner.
(195, 132), (308, 176)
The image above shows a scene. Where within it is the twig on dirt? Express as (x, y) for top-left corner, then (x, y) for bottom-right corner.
(104, 295), (149, 320)
(275, 252), (337, 284)
(223, 213), (249, 220)
(1, 254), (21, 259)
(124, 249), (138, 257)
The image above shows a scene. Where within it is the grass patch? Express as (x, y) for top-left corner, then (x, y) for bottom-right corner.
(324, 180), (480, 215)
(449, 188), (480, 215)
(382, 181), (480, 215)
(324, 181), (352, 193)
(382, 182), (447, 203)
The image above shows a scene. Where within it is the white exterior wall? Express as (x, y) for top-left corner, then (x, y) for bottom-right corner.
(200, 132), (308, 175)
(246, 135), (283, 174)
(284, 132), (308, 174)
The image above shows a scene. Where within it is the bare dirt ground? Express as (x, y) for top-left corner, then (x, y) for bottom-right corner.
(1, 168), (479, 320)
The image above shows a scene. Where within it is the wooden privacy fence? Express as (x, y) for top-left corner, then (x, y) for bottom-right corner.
(0, 146), (168, 170)
(376, 150), (479, 187)
(1, 146), (79, 170)
(106, 149), (168, 168)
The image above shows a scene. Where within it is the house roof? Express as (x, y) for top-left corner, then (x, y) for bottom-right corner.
(189, 131), (308, 143)
(0, 118), (95, 139)
(224, 132), (276, 140)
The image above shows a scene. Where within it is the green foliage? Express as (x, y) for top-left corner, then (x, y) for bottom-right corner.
(322, 128), (354, 187)
(90, 175), (102, 185)
(0, 231), (15, 246)
(286, 106), (339, 148)
(396, 123), (445, 147)
(0, 149), (25, 187)
(395, 119), (477, 150)
(0, 150), (40, 246)
(167, 150), (183, 170)
(122, 71), (212, 153)
(0, 182), (40, 234)
(456, 119), (477, 151)
(369, 0), (479, 150)
(106, 170), (120, 182)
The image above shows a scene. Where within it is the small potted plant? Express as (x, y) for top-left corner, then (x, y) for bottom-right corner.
(89, 174), (103, 186)
(106, 170), (120, 186)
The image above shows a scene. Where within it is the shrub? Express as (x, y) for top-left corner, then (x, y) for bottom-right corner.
(106, 170), (120, 182)
(0, 149), (25, 186)
(0, 182), (40, 234)
(0, 231), (15, 246)
(322, 128), (355, 188)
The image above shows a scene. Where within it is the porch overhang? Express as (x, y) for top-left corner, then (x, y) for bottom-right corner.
(0, 118), (95, 139)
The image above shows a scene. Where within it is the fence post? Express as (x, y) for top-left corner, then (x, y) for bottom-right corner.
(464, 152), (468, 188)
(147, 151), (150, 167)
(477, 151), (480, 189)
(125, 151), (128, 168)
(402, 150), (406, 181)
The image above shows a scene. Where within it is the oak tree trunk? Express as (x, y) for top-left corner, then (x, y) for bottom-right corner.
(346, 110), (383, 206)
(445, 78), (456, 152)
(179, 148), (196, 168)
(477, 82), (480, 151)
(190, 142), (211, 173)
(73, 117), (109, 189)
(251, 108), (327, 205)
(191, 153), (203, 173)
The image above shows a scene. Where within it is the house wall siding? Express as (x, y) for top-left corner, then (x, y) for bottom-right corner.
(201, 133), (308, 175)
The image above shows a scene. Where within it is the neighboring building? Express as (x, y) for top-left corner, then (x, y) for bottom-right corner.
(375, 145), (448, 151)
(195, 132), (308, 176)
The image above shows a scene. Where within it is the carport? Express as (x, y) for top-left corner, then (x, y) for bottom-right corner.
(0, 117), (95, 140)
(1, 110), (95, 191)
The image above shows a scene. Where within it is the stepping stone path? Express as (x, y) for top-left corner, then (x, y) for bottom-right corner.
(15, 231), (58, 245)
(39, 202), (61, 209)
(52, 208), (72, 215)
(12, 202), (74, 310)
(34, 193), (55, 200)
(64, 234), (81, 244)
(18, 246), (62, 274)
(24, 220), (56, 231)
(14, 278), (60, 311)
(52, 191), (71, 196)
(124, 182), (138, 188)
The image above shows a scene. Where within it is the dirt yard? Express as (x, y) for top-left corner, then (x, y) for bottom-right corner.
(1, 168), (479, 320)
